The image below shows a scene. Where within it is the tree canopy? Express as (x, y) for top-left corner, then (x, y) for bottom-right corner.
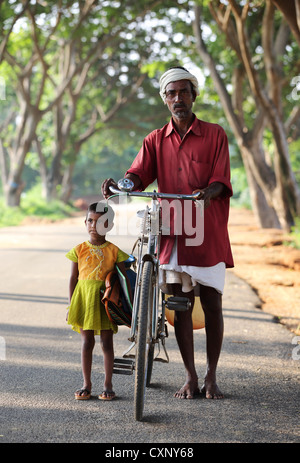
(0, 0), (299, 231)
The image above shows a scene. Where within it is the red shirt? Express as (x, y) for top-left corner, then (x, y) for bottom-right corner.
(126, 116), (234, 268)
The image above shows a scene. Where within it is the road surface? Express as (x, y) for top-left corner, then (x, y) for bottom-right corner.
(0, 207), (299, 446)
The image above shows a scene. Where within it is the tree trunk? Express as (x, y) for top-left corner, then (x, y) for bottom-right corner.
(240, 146), (281, 228)
(192, 2), (299, 230)
(45, 151), (63, 201)
(60, 162), (75, 203)
(4, 110), (41, 207)
(5, 179), (26, 207)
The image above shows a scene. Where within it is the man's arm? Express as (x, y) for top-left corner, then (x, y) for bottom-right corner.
(124, 173), (142, 190)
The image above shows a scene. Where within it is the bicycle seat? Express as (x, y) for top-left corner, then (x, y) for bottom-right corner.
(124, 254), (135, 268)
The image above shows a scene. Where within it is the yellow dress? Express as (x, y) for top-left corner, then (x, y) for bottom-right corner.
(66, 241), (129, 335)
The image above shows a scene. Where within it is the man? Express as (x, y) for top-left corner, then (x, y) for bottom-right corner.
(102, 66), (234, 400)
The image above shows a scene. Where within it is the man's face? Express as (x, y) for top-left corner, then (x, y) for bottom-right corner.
(165, 79), (195, 120)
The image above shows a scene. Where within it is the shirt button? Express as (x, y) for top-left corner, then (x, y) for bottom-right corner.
(178, 167), (182, 172)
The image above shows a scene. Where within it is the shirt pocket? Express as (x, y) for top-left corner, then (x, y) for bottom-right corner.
(188, 160), (211, 189)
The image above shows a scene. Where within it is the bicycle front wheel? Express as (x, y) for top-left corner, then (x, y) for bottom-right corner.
(134, 261), (154, 421)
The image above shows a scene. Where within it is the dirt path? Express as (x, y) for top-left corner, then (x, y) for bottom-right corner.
(228, 208), (300, 336)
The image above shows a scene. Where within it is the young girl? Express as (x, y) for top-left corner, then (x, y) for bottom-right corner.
(66, 202), (129, 401)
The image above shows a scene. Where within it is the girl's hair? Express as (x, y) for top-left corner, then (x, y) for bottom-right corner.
(86, 202), (115, 222)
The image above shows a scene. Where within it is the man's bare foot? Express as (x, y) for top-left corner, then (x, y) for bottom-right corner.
(174, 380), (200, 399)
(200, 380), (224, 399)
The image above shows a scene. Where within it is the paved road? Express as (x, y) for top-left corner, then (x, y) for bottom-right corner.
(0, 209), (299, 446)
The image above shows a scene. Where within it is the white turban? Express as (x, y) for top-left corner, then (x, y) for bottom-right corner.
(159, 68), (200, 103)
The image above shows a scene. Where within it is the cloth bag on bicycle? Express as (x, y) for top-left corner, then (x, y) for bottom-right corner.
(101, 264), (136, 328)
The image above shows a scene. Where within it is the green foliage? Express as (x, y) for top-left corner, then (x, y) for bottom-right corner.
(71, 143), (140, 197)
(230, 166), (252, 209)
(0, 0), (172, 206)
(289, 139), (300, 185)
(0, 184), (77, 228)
(285, 218), (300, 250)
(1, 0), (299, 228)
(0, 200), (25, 227)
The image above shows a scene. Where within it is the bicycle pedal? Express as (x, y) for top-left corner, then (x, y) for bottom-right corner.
(113, 357), (135, 375)
(164, 296), (191, 311)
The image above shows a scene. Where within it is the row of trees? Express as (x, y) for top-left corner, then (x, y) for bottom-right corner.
(0, 0), (168, 205)
(192, 0), (300, 229)
(0, 0), (299, 231)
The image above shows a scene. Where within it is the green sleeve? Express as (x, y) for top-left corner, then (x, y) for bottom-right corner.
(66, 247), (78, 263)
(116, 248), (129, 263)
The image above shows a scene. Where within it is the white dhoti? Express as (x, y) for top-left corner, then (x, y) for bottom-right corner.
(159, 239), (226, 295)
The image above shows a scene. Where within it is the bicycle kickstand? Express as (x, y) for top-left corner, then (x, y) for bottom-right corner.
(154, 337), (169, 364)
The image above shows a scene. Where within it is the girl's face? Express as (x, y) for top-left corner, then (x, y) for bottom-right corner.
(85, 211), (111, 244)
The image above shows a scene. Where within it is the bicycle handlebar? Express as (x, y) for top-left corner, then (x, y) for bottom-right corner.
(109, 179), (200, 201)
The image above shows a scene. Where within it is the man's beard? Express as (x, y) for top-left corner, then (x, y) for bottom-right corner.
(172, 104), (189, 119)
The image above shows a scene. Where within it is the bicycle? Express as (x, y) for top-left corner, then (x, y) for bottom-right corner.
(109, 178), (202, 421)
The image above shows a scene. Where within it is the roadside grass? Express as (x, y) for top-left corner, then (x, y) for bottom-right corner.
(0, 186), (77, 228)
(284, 217), (300, 250)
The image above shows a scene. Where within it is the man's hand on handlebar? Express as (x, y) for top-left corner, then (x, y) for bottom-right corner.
(101, 178), (118, 199)
(101, 174), (142, 199)
(192, 189), (209, 208)
(193, 182), (225, 209)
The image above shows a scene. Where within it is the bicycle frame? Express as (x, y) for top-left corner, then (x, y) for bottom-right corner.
(109, 180), (201, 420)
(131, 199), (160, 340)
(109, 182), (201, 348)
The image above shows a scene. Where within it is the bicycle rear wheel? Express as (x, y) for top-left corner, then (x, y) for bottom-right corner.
(134, 261), (154, 421)
(146, 343), (154, 387)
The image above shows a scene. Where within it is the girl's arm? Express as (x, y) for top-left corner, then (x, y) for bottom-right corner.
(66, 261), (79, 321)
